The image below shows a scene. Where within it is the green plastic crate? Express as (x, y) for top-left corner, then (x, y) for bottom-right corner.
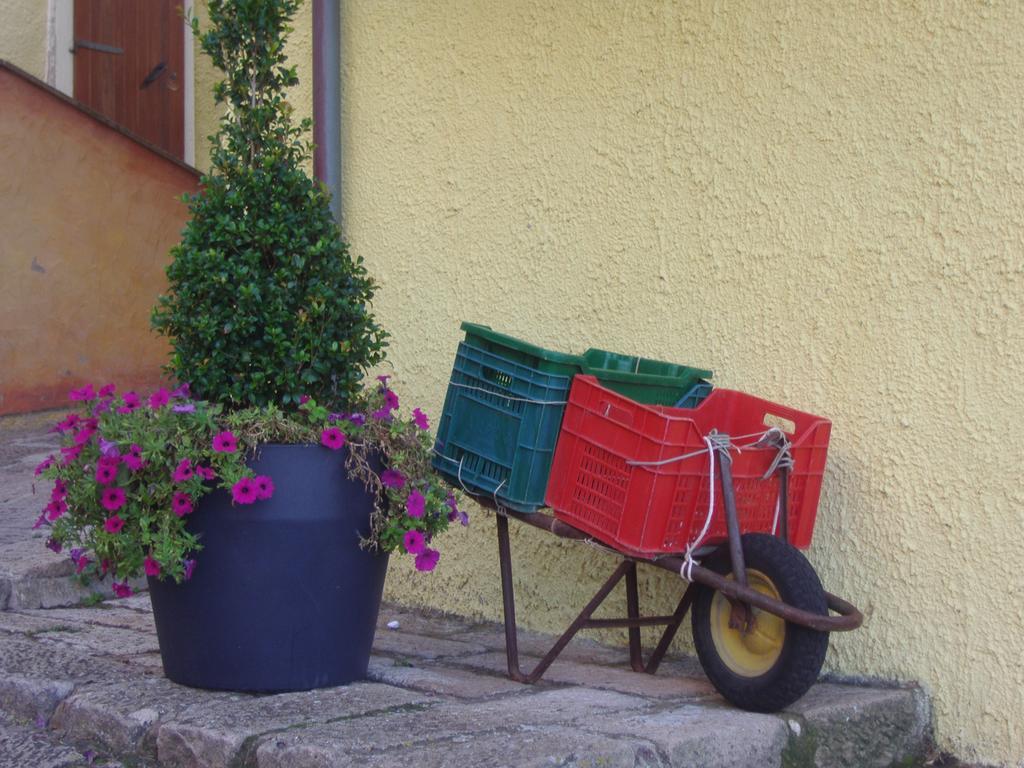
(460, 322), (712, 406)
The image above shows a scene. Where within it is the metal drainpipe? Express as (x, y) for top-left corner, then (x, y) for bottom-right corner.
(313, 0), (342, 224)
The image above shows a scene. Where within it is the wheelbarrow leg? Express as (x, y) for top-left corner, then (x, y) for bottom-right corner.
(716, 444), (753, 630)
(625, 562), (644, 672)
(644, 582), (697, 674)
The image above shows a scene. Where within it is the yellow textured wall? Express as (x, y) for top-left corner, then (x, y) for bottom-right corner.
(0, 0), (46, 80)
(340, 3), (1024, 765)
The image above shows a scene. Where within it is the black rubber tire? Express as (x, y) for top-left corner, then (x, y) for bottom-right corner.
(691, 533), (829, 713)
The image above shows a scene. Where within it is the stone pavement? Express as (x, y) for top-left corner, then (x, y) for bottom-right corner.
(0, 412), (931, 767)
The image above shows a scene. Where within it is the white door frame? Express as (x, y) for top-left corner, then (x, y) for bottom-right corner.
(47, 0), (196, 166)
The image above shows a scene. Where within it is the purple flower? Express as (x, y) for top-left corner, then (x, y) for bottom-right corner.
(172, 403), (196, 413)
(212, 431), (238, 453)
(377, 374), (391, 386)
(381, 469), (405, 489)
(69, 384), (96, 402)
(112, 582), (132, 599)
(104, 514), (125, 533)
(412, 408), (430, 430)
(73, 425), (96, 446)
(144, 555), (161, 577)
(231, 477), (258, 505)
(254, 475), (275, 500)
(320, 427), (346, 451)
(183, 558), (196, 581)
(51, 479), (67, 500)
(170, 383), (190, 399)
(196, 465), (217, 481)
(149, 388), (171, 410)
(46, 538), (62, 553)
(415, 548), (440, 572)
(299, 394), (311, 405)
(172, 492), (193, 517)
(117, 392), (141, 414)
(32, 512), (47, 530)
(101, 487), (126, 511)
(34, 456), (55, 476)
(75, 556), (90, 575)
(98, 383), (116, 398)
(406, 490), (426, 519)
(172, 459), (194, 483)
(98, 437), (120, 458)
(371, 407), (393, 422)
(384, 390), (400, 411)
(446, 493), (469, 526)
(403, 529), (425, 554)
(348, 413), (366, 427)
(93, 398), (112, 415)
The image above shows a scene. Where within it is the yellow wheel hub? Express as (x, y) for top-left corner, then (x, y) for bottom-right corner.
(709, 568), (785, 677)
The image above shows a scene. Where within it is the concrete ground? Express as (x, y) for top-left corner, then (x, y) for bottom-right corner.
(0, 412), (931, 767)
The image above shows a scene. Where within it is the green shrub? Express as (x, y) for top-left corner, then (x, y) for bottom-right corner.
(152, 0), (386, 410)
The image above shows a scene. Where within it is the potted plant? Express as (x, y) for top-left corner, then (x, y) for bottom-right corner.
(33, 0), (466, 692)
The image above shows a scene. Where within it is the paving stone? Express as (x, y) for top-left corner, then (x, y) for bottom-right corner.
(106, 595), (152, 613)
(257, 724), (650, 768)
(370, 627), (488, 660)
(0, 675), (74, 724)
(452, 650), (716, 700)
(252, 687), (649, 767)
(366, 656), (526, 699)
(21, 606), (157, 634)
(455, 623), (632, 666)
(156, 682), (432, 768)
(0, 636), (130, 682)
(51, 677), (230, 761)
(784, 683), (929, 768)
(584, 703), (790, 767)
(375, 603), (478, 637)
(0, 712), (99, 768)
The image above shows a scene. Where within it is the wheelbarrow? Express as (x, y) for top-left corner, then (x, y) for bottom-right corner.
(478, 429), (863, 714)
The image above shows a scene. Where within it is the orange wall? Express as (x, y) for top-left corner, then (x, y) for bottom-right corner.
(0, 64), (199, 415)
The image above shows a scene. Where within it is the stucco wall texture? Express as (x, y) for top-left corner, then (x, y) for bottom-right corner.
(0, 0), (46, 80)
(320, 2), (1023, 764)
(0, 66), (199, 414)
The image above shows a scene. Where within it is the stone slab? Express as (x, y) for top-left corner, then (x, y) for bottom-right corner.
(0, 675), (75, 725)
(367, 656), (530, 699)
(156, 682), (432, 768)
(370, 627), (488, 660)
(20, 607), (157, 635)
(0, 712), (102, 768)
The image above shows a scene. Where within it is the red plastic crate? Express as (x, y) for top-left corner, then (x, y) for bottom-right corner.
(545, 376), (831, 557)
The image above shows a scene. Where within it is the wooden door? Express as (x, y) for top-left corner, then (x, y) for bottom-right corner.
(73, 0), (185, 160)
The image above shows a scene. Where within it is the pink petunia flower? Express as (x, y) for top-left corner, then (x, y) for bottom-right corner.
(376, 375), (391, 386)
(149, 388), (171, 410)
(75, 556), (90, 574)
(144, 555), (161, 577)
(172, 459), (194, 483)
(51, 479), (67, 501)
(403, 529), (425, 555)
(34, 455), (55, 476)
(406, 490), (425, 519)
(60, 444), (83, 465)
(69, 384), (96, 402)
(73, 426), (97, 446)
(172, 492), (193, 517)
(117, 392), (141, 414)
(45, 499), (67, 521)
(381, 469), (405, 489)
(98, 383), (116, 397)
(196, 465), (217, 481)
(320, 427), (346, 451)
(124, 444), (146, 471)
(101, 487), (126, 512)
(32, 512), (47, 530)
(212, 431), (238, 453)
(46, 538), (62, 553)
(53, 413), (80, 433)
(384, 390), (400, 411)
(231, 477), (258, 505)
(112, 581), (132, 598)
(415, 548), (440, 572)
(104, 514), (125, 533)
(95, 462), (118, 486)
(299, 394), (311, 405)
(412, 408), (430, 430)
(254, 475), (275, 500)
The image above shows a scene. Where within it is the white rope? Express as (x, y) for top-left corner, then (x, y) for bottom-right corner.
(770, 495), (780, 536)
(680, 435), (719, 582)
(626, 428), (784, 468)
(445, 382), (568, 406)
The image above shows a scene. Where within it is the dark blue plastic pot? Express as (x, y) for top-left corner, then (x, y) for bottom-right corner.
(147, 444), (389, 692)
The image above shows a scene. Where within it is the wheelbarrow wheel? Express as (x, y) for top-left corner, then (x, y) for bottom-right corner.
(691, 533), (829, 713)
